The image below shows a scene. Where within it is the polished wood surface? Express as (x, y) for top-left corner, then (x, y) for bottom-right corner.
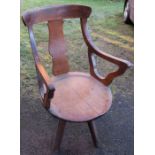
(80, 18), (132, 86)
(22, 5), (91, 26)
(22, 4), (131, 152)
(49, 72), (112, 122)
(48, 20), (69, 75)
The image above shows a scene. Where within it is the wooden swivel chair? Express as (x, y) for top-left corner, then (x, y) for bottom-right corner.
(22, 4), (132, 152)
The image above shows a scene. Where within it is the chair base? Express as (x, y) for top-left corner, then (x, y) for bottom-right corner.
(52, 119), (66, 152)
(52, 119), (99, 152)
(87, 120), (99, 148)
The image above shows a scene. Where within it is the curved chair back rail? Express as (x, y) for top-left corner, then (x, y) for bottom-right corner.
(22, 4), (91, 26)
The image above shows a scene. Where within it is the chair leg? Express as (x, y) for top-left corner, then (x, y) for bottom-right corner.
(52, 119), (66, 152)
(87, 120), (99, 148)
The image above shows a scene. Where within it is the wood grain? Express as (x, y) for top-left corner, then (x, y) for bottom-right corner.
(22, 5), (91, 26)
(49, 72), (112, 122)
(48, 19), (69, 75)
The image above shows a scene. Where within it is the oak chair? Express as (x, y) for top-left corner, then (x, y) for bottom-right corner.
(22, 4), (132, 152)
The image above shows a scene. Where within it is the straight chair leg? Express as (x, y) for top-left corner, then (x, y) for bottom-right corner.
(87, 120), (99, 147)
(53, 119), (66, 152)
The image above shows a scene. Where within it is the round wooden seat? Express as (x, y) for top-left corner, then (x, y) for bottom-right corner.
(49, 72), (112, 122)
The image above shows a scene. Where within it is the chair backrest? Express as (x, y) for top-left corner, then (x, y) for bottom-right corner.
(22, 5), (92, 75)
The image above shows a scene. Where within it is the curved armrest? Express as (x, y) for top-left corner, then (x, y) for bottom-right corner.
(27, 26), (55, 109)
(81, 18), (133, 85)
(36, 63), (55, 91)
(36, 62), (55, 109)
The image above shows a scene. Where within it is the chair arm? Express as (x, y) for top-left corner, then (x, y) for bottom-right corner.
(35, 62), (55, 108)
(35, 63), (54, 90)
(26, 26), (55, 108)
(88, 52), (132, 86)
(81, 18), (133, 85)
